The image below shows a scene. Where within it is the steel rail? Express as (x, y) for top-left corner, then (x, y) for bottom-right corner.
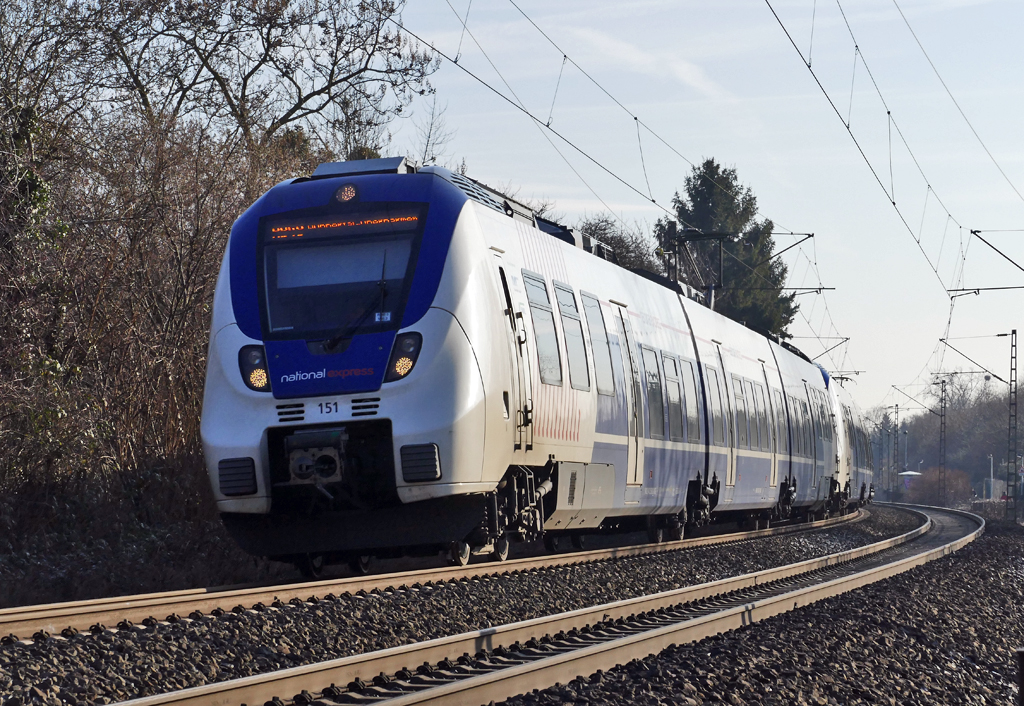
(0, 511), (860, 640)
(110, 506), (974, 706)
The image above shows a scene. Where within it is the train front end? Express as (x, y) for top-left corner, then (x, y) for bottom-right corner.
(200, 160), (490, 565)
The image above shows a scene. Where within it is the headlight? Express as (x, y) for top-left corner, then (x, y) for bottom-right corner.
(384, 332), (422, 382)
(239, 345), (272, 392)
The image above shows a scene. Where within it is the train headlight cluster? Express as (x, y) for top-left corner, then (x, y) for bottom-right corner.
(239, 345), (272, 392)
(384, 332), (422, 382)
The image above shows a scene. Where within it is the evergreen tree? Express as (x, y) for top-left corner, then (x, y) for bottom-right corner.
(655, 159), (797, 339)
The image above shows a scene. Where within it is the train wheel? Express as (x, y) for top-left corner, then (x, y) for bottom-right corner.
(447, 541), (471, 567)
(297, 553), (325, 580)
(543, 534), (559, 553)
(666, 523), (684, 541)
(490, 536), (510, 562)
(348, 555), (372, 576)
(570, 534), (587, 551)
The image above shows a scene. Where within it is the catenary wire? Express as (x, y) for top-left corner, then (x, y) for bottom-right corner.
(406, 3), (851, 366)
(499, 0), (852, 362)
(434, 0), (647, 241)
(891, 0), (1024, 206)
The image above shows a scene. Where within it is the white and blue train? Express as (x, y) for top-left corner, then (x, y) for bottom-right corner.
(200, 157), (874, 575)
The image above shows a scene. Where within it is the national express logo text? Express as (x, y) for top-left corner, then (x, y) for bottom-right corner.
(280, 368), (375, 383)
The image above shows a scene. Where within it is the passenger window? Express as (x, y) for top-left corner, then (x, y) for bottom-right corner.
(746, 380), (761, 450)
(554, 284), (590, 391)
(801, 401), (813, 457)
(788, 395), (801, 456)
(754, 383), (771, 452)
(774, 390), (788, 454)
(642, 348), (665, 439)
(614, 313), (644, 437)
(821, 393), (833, 441)
(581, 294), (615, 395)
(682, 360), (701, 442)
(812, 391), (823, 440)
(706, 367), (726, 445)
(664, 355), (684, 441)
(522, 272), (561, 386)
(809, 393), (823, 443)
(732, 375), (748, 449)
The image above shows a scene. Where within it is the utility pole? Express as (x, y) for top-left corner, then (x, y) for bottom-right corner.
(882, 428), (889, 492)
(939, 379), (947, 507)
(1008, 329), (1018, 521)
(893, 404), (899, 500)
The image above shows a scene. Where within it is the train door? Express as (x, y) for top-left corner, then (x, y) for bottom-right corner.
(715, 345), (737, 489)
(758, 367), (778, 488)
(494, 257), (533, 451)
(804, 383), (824, 498)
(772, 388), (791, 488)
(614, 305), (644, 486)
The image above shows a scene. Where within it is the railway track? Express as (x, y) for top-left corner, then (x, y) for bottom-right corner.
(108, 504), (978, 700)
(107, 504), (977, 706)
(0, 512), (859, 642)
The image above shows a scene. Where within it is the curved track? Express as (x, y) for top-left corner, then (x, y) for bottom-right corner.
(0, 512), (860, 642)
(109, 504), (978, 706)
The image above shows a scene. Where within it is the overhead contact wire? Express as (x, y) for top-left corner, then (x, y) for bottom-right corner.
(764, 0), (950, 296)
(891, 0), (1024, 206)
(505, 0), (800, 235)
(435, 0), (635, 235)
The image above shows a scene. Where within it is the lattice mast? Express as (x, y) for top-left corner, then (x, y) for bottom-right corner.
(1007, 329), (1018, 521)
(893, 404), (899, 500)
(939, 379), (947, 506)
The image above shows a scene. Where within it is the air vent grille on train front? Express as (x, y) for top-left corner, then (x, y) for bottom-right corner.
(351, 398), (380, 417)
(276, 403), (305, 422)
(218, 458), (257, 496)
(401, 444), (442, 482)
(447, 173), (505, 212)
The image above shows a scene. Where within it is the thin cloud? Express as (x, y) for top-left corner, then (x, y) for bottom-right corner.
(567, 27), (733, 100)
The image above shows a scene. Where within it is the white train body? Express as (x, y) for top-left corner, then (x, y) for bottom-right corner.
(200, 158), (874, 562)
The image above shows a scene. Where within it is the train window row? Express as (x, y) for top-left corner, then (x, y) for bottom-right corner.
(640, 347), (706, 444)
(517, 270), (841, 467)
(523, 270), (714, 445)
(842, 404), (873, 470)
(808, 387), (833, 443)
(729, 374), (773, 453)
(790, 396), (810, 458)
(664, 355), (702, 443)
(524, 271), (616, 396)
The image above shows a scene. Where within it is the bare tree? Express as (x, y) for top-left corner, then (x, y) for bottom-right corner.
(0, 0), (450, 600)
(0, 0), (91, 251)
(82, 0), (437, 148)
(412, 94), (454, 165)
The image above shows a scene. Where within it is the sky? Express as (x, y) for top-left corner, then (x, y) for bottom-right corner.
(392, 0), (1024, 414)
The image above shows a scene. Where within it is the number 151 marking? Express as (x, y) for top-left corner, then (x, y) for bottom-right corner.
(318, 402), (339, 414)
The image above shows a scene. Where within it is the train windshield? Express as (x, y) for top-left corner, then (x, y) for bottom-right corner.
(259, 203), (427, 341)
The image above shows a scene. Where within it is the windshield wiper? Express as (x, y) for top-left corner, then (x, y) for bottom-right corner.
(323, 253), (388, 353)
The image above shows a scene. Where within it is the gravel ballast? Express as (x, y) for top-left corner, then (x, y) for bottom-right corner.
(0, 507), (919, 705)
(498, 517), (1021, 706)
